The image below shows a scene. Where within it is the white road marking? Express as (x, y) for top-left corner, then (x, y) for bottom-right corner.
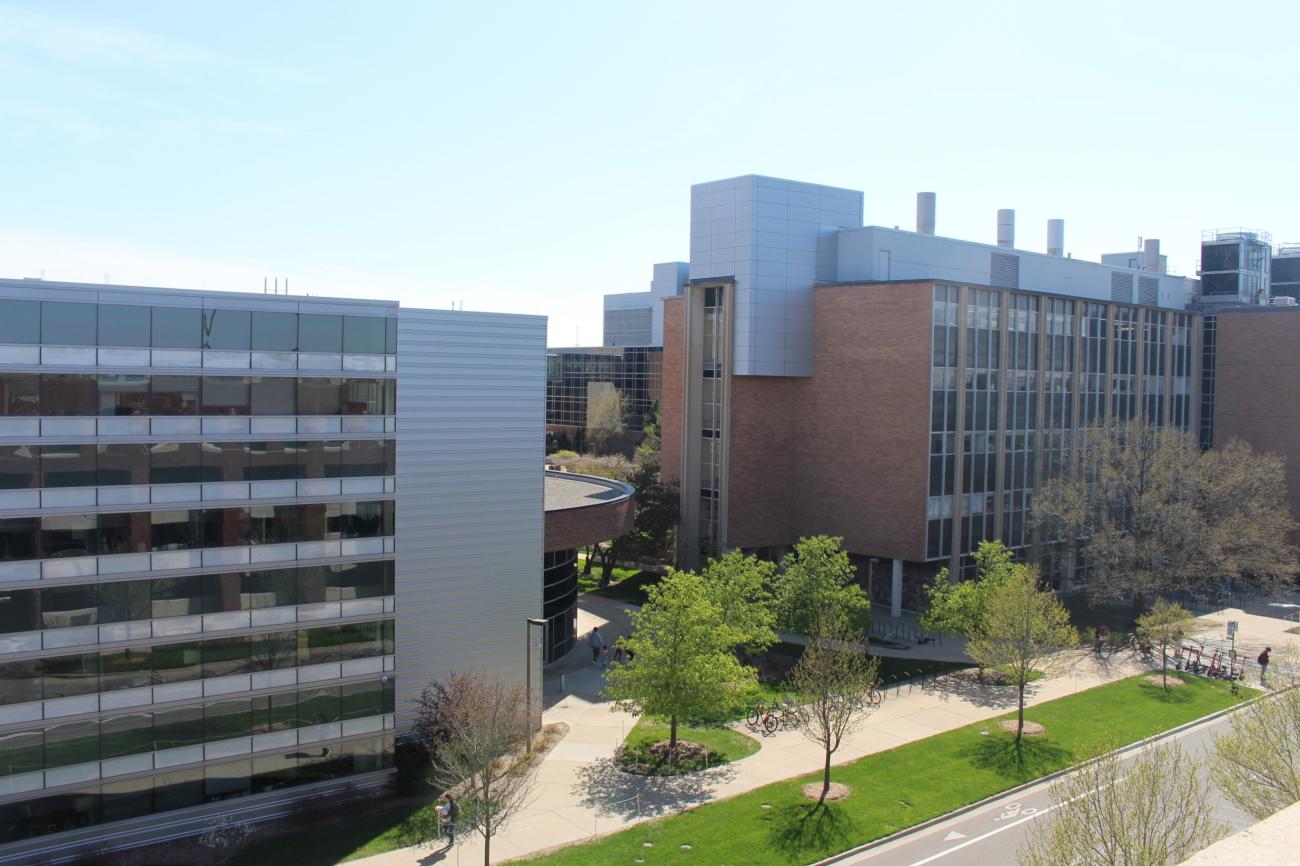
(941, 831), (966, 842)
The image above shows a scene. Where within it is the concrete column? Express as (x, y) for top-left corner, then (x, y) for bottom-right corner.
(891, 559), (903, 618)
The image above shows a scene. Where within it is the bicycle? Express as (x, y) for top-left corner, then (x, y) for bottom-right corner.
(745, 702), (781, 736)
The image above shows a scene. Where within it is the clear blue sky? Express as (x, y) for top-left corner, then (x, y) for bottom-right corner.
(2, 1), (1297, 346)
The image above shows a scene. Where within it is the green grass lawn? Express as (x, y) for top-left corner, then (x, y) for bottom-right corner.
(618, 718), (761, 775)
(517, 673), (1256, 866)
(577, 564), (665, 602)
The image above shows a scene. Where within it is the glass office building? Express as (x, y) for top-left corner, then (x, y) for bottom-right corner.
(0, 281), (545, 858)
(545, 346), (662, 448)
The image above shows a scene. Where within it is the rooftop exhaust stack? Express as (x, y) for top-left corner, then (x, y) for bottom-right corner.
(1143, 238), (1160, 272)
(997, 209), (1015, 248)
(1047, 219), (1065, 256)
(916, 192), (936, 235)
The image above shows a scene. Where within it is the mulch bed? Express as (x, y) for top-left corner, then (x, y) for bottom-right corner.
(801, 782), (852, 802)
(998, 720), (1045, 736)
(1144, 674), (1186, 687)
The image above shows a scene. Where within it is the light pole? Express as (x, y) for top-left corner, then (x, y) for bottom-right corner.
(524, 617), (547, 752)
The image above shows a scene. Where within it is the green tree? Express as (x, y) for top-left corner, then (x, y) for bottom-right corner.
(1211, 688), (1300, 820)
(966, 564), (1078, 746)
(585, 387), (626, 456)
(701, 551), (777, 653)
(1135, 599), (1195, 691)
(1035, 419), (1298, 608)
(605, 570), (758, 749)
(773, 536), (871, 635)
(786, 610), (880, 806)
(920, 540), (1016, 639)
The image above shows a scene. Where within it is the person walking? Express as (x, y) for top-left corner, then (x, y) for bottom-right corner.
(436, 793), (459, 847)
(588, 626), (605, 665)
(1096, 624), (1108, 654)
(1258, 646), (1271, 685)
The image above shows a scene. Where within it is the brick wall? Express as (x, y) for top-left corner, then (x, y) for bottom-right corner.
(1213, 310), (1300, 529)
(661, 296), (685, 489)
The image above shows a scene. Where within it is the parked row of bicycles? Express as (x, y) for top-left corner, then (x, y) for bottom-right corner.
(744, 686), (883, 735)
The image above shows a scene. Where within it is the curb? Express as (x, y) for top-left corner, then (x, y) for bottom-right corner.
(805, 680), (1289, 866)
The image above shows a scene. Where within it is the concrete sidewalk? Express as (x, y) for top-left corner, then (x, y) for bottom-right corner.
(353, 603), (1300, 866)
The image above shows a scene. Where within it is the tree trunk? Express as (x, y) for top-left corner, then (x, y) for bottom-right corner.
(1016, 681), (1026, 748)
(670, 714), (678, 750)
(820, 747), (832, 806)
(1132, 592), (1147, 618)
(484, 836), (490, 866)
(582, 548), (593, 575)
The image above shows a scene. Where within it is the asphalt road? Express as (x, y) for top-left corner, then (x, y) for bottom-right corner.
(827, 709), (1256, 866)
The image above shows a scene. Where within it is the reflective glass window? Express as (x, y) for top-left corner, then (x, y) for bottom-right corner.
(97, 374), (150, 416)
(299, 625), (342, 665)
(0, 660), (41, 705)
(40, 444), (96, 488)
(298, 685), (342, 725)
(152, 703), (203, 747)
(152, 641), (202, 685)
(42, 652), (100, 699)
(203, 635), (250, 678)
(249, 630), (299, 672)
(200, 441), (249, 482)
(150, 442), (202, 484)
(247, 441), (302, 480)
(0, 516), (38, 561)
(385, 317), (397, 354)
(341, 679), (384, 720)
(298, 314), (342, 353)
(44, 718), (99, 768)
(0, 300), (40, 345)
(0, 587), (38, 634)
(152, 576), (205, 618)
(41, 374), (98, 416)
(202, 506), (250, 549)
(205, 759), (251, 802)
(252, 312), (297, 351)
(328, 561), (388, 601)
(0, 445), (37, 489)
(40, 584), (98, 630)
(148, 376), (200, 415)
(297, 565), (328, 604)
(41, 302), (97, 346)
(202, 308), (250, 350)
(203, 572), (243, 613)
(330, 501), (387, 539)
(97, 443), (150, 486)
(100, 776), (153, 824)
(297, 377), (341, 415)
(98, 580), (151, 623)
(0, 728), (43, 777)
(154, 766), (204, 810)
(299, 439), (335, 479)
(343, 316), (386, 354)
(97, 305), (151, 348)
(251, 750), (298, 792)
(99, 648), (153, 692)
(250, 376), (296, 415)
(204, 697), (252, 741)
(333, 439), (388, 477)
(151, 307), (202, 349)
(0, 788), (99, 842)
(98, 511), (149, 555)
(241, 569), (297, 609)
(251, 690), (299, 733)
(201, 376), (251, 416)
(335, 620), (383, 658)
(0, 373), (39, 416)
(340, 378), (386, 415)
(41, 513), (97, 559)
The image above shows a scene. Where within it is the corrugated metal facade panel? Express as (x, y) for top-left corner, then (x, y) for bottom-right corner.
(1139, 276), (1159, 306)
(393, 309), (545, 728)
(990, 252), (1020, 289)
(1111, 272), (1134, 303)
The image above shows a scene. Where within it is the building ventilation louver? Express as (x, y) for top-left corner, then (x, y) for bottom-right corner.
(1139, 276), (1159, 306)
(1110, 272), (1134, 303)
(990, 252), (1020, 289)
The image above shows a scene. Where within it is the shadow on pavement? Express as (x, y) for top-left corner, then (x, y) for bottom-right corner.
(923, 672), (1037, 710)
(570, 756), (739, 819)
